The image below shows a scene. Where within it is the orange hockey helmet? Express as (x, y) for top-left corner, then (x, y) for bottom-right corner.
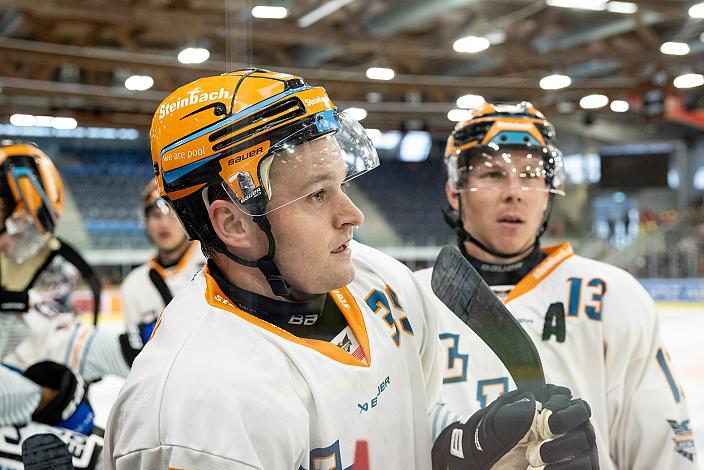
(150, 68), (378, 297)
(445, 101), (564, 195)
(0, 141), (64, 262)
(443, 102), (565, 259)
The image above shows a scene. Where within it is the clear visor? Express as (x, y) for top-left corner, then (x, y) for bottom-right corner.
(3, 213), (50, 263)
(145, 197), (176, 219)
(220, 112), (379, 216)
(447, 144), (565, 196)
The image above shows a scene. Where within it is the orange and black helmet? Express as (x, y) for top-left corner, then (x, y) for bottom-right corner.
(445, 102), (555, 156)
(150, 68), (375, 240)
(443, 103), (564, 259)
(0, 140), (63, 234)
(445, 102), (564, 194)
(150, 68), (378, 297)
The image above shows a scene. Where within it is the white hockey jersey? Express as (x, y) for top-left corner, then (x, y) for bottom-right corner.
(104, 241), (444, 469)
(415, 242), (697, 470)
(119, 242), (205, 328)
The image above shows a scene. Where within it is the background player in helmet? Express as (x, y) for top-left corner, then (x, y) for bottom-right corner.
(105, 70), (597, 470)
(0, 141), (129, 381)
(0, 141), (124, 468)
(118, 180), (204, 366)
(415, 102), (697, 469)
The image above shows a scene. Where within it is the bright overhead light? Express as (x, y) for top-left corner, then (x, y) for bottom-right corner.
(251, 5), (288, 19)
(34, 115), (54, 127)
(366, 67), (395, 81)
(124, 75), (154, 91)
(178, 47), (210, 64)
(456, 94), (485, 109)
(580, 94), (609, 109)
(51, 117), (78, 130)
(373, 130), (402, 150)
(689, 2), (704, 18)
(298, 0), (355, 27)
(546, 0), (607, 11)
(485, 30), (506, 45)
(10, 114), (35, 126)
(539, 74), (572, 90)
(0, 123), (139, 140)
(453, 36), (490, 54)
(606, 1), (638, 14)
(343, 107), (368, 121)
(660, 42), (690, 56)
(9, 114), (79, 129)
(674, 73), (704, 89)
(610, 100), (629, 112)
(399, 131), (432, 162)
(447, 109), (473, 122)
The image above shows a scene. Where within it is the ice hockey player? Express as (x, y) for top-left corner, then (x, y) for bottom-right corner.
(104, 70), (598, 469)
(118, 179), (204, 366)
(0, 141), (114, 468)
(415, 102), (697, 469)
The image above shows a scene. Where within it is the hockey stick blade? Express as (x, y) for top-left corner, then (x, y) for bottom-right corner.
(431, 245), (547, 401)
(22, 433), (75, 470)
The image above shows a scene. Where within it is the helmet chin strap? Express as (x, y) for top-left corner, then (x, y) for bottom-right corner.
(442, 194), (554, 261)
(208, 215), (301, 302)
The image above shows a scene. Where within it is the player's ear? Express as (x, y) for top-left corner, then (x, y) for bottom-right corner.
(208, 199), (256, 249)
(445, 181), (460, 211)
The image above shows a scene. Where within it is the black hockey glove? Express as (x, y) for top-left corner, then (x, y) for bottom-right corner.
(25, 361), (95, 435)
(526, 392), (599, 470)
(432, 384), (598, 470)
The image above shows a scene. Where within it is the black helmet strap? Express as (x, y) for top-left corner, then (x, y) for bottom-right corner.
(207, 213), (296, 301)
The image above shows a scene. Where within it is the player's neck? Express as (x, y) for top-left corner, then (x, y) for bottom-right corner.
(460, 240), (545, 287)
(211, 252), (317, 303)
(156, 240), (190, 267)
(462, 240), (530, 266)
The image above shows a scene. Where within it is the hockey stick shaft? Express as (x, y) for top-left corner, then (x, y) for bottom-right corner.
(431, 246), (547, 401)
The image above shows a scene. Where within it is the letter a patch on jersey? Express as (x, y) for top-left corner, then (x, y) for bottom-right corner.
(542, 302), (566, 343)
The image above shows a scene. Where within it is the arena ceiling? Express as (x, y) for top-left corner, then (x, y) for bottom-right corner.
(0, 0), (702, 133)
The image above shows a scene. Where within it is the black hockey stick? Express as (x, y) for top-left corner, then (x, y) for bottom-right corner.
(431, 245), (547, 402)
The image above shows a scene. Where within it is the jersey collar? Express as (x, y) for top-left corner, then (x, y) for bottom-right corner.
(203, 265), (371, 367)
(147, 241), (199, 279)
(504, 242), (574, 303)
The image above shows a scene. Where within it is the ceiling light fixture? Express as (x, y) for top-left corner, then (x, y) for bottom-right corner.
(674, 73), (704, 89)
(453, 36), (490, 53)
(178, 47), (210, 64)
(251, 6), (288, 19)
(124, 75), (154, 91)
(546, 0), (607, 11)
(366, 67), (395, 81)
(580, 94), (609, 109)
(606, 1), (637, 14)
(660, 42), (690, 56)
(539, 74), (572, 90)
(456, 94), (485, 109)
